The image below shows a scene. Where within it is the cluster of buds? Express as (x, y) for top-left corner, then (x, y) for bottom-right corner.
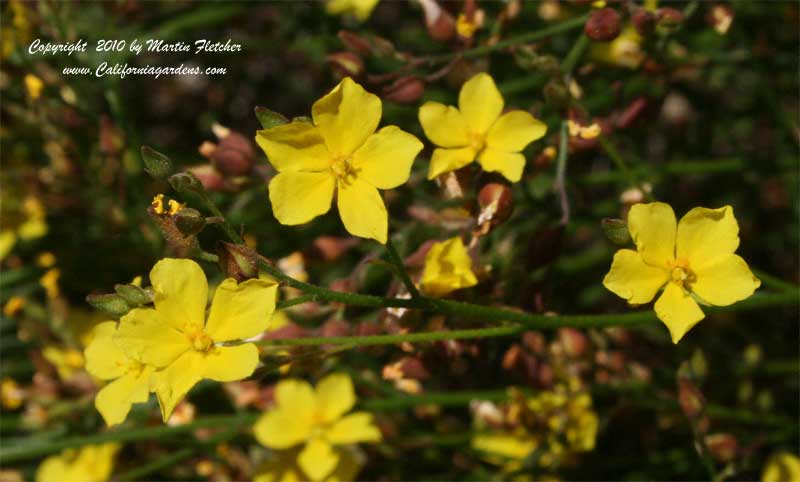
(86, 278), (153, 318)
(190, 123), (256, 191)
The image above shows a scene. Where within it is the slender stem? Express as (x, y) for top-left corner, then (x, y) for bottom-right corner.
(276, 294), (319, 310)
(597, 135), (655, 201)
(751, 268), (798, 293)
(385, 238), (422, 299)
(561, 33), (590, 76)
(425, 15), (588, 64)
(361, 390), (510, 411)
(554, 120), (570, 225)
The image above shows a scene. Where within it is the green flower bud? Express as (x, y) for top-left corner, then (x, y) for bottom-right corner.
(114, 284), (152, 307)
(601, 218), (631, 245)
(86, 293), (132, 318)
(254, 106), (289, 130)
(141, 145), (172, 180)
(168, 171), (204, 195)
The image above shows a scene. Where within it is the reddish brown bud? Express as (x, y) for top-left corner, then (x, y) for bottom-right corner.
(382, 76), (426, 104)
(384, 357), (430, 380)
(337, 30), (373, 56)
(584, 8), (622, 42)
(187, 164), (225, 191)
(705, 433), (739, 463)
(477, 182), (514, 226)
(419, 0), (456, 42)
(558, 328), (589, 357)
(656, 7), (684, 29)
(678, 378), (706, 419)
(217, 242), (259, 282)
(706, 4), (734, 34)
(631, 8), (656, 36)
(211, 131), (255, 176)
(326, 51), (365, 79)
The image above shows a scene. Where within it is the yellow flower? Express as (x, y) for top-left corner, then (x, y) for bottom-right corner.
(114, 258), (278, 421)
(0, 230), (15, 260)
(589, 25), (644, 69)
(35, 444), (119, 482)
(253, 373), (381, 481)
(256, 77), (422, 244)
(762, 452), (800, 482)
(3, 296), (25, 317)
(325, 0), (379, 22)
(24, 74), (44, 101)
(40, 268), (60, 299)
(418, 72), (547, 182)
(42, 345), (84, 380)
(472, 429), (537, 462)
(254, 445), (362, 482)
(603, 202), (761, 343)
(419, 237), (478, 297)
(84, 321), (155, 426)
(1, 378), (24, 410)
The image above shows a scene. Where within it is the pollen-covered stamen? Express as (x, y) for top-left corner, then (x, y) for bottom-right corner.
(668, 258), (696, 287)
(330, 156), (359, 186)
(183, 323), (214, 351)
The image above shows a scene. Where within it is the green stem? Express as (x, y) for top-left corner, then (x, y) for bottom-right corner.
(361, 390), (509, 411)
(561, 33), (590, 76)
(597, 135), (653, 200)
(426, 15), (588, 64)
(276, 294), (319, 310)
(385, 238), (422, 299)
(751, 269), (798, 293)
(554, 120), (570, 225)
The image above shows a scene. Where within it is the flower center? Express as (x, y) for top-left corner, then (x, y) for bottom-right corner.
(469, 131), (485, 153)
(668, 259), (696, 287)
(330, 156), (359, 186)
(185, 328), (214, 352)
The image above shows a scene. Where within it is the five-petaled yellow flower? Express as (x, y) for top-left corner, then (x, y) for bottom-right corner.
(418, 72), (547, 182)
(419, 237), (478, 297)
(253, 373), (381, 482)
(114, 258), (278, 421)
(603, 202), (760, 343)
(36, 443), (119, 482)
(256, 77), (423, 244)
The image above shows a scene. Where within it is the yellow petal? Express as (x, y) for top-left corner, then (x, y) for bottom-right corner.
(73, 444), (120, 482)
(314, 373), (356, 423)
(0, 230), (16, 260)
(36, 453), (70, 482)
(149, 258), (208, 331)
(691, 254), (760, 306)
(95, 366), (154, 426)
(676, 205), (740, 269)
(151, 351), (204, 421)
(202, 344), (259, 382)
(477, 147), (526, 183)
(420, 237), (478, 297)
(458, 73), (504, 136)
(351, 126), (422, 189)
(298, 438), (339, 482)
(205, 278), (279, 342)
(603, 249), (669, 304)
(337, 178), (387, 243)
(762, 452), (800, 482)
(628, 202), (676, 267)
(18, 218), (47, 240)
(486, 110), (547, 152)
(269, 171), (335, 225)
(654, 282), (705, 344)
(427, 147), (476, 179)
(114, 308), (189, 367)
(418, 102), (469, 147)
(325, 412), (382, 444)
(256, 121), (332, 172)
(312, 77), (381, 157)
(253, 379), (315, 449)
(84, 321), (127, 380)
(471, 432), (536, 459)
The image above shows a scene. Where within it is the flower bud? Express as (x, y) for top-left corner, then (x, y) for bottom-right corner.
(187, 164), (226, 192)
(169, 171), (204, 195)
(337, 30), (373, 56)
(584, 8), (621, 42)
(114, 283), (152, 307)
(326, 51), (365, 79)
(382, 76), (425, 104)
(217, 242), (259, 282)
(707, 4), (733, 35)
(656, 7), (684, 31)
(210, 130), (255, 176)
(705, 433), (739, 463)
(419, 0), (456, 42)
(174, 207), (206, 237)
(558, 328), (589, 357)
(141, 145), (172, 180)
(601, 218), (631, 245)
(631, 8), (656, 36)
(477, 182), (514, 226)
(678, 378), (705, 419)
(254, 106), (289, 130)
(86, 293), (132, 318)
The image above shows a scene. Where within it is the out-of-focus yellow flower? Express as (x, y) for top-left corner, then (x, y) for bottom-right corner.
(36, 251), (57, 268)
(3, 296), (25, 317)
(114, 258), (278, 421)
(418, 73), (546, 182)
(24, 74), (44, 101)
(257, 77), (422, 244)
(419, 237), (478, 297)
(1, 378), (25, 409)
(325, 0), (379, 22)
(253, 373), (381, 481)
(254, 446), (362, 482)
(84, 321), (155, 426)
(456, 14), (479, 38)
(40, 268), (60, 299)
(604, 202), (760, 343)
(35, 443), (120, 482)
(42, 345), (84, 380)
(589, 25), (645, 69)
(1, 1), (31, 59)
(762, 452), (800, 482)
(0, 231), (15, 260)
(1, 196), (49, 260)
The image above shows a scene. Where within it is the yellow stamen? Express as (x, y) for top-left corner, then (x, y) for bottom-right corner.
(331, 156), (359, 186)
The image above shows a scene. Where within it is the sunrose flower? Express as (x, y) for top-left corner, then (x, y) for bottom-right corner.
(603, 202), (761, 343)
(419, 237), (478, 297)
(256, 77), (422, 244)
(762, 452), (800, 482)
(114, 258), (278, 420)
(253, 373), (381, 482)
(418, 72), (547, 182)
(36, 443), (120, 482)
